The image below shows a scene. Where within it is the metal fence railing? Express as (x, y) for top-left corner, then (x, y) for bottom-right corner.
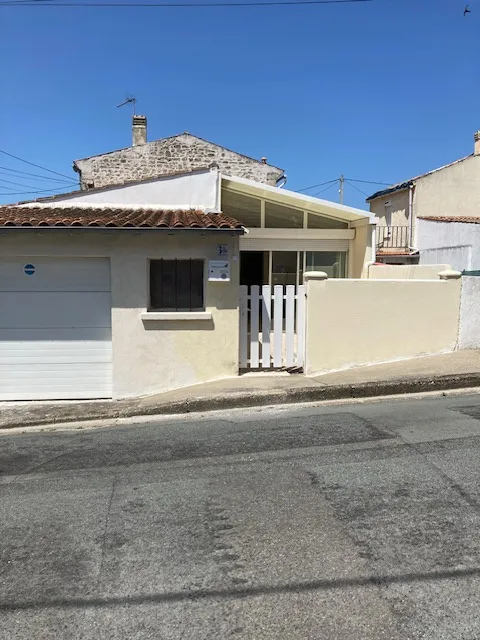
(376, 226), (410, 249)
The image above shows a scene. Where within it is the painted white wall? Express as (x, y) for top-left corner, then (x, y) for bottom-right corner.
(415, 155), (480, 218)
(27, 169), (220, 211)
(304, 275), (461, 375)
(417, 219), (480, 271)
(369, 190), (410, 228)
(367, 264), (451, 279)
(459, 276), (480, 349)
(0, 230), (240, 399)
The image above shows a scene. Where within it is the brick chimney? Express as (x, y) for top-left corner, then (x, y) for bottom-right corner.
(132, 115), (147, 146)
(475, 131), (480, 156)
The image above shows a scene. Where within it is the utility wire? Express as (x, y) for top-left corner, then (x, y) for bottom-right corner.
(298, 176), (391, 194)
(0, 149), (74, 180)
(0, 0), (374, 7)
(0, 177), (45, 189)
(296, 178), (338, 193)
(0, 184), (79, 197)
(345, 179), (368, 196)
(0, 165), (73, 183)
(311, 181), (338, 197)
(345, 177), (392, 186)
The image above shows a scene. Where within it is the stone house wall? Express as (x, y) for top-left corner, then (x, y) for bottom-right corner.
(74, 133), (284, 189)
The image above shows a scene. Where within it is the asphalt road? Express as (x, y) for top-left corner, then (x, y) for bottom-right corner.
(3, 393), (480, 639)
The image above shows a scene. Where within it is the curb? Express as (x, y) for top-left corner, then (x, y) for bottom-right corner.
(2, 372), (480, 431)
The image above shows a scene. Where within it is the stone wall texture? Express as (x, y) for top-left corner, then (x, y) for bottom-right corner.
(74, 133), (284, 189)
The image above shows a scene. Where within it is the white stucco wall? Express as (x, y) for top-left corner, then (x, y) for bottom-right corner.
(369, 190), (410, 228)
(304, 275), (461, 375)
(369, 189), (414, 249)
(459, 276), (480, 350)
(417, 219), (480, 271)
(415, 155), (480, 218)
(36, 169), (220, 211)
(0, 230), (240, 398)
(367, 264), (451, 279)
(349, 223), (375, 278)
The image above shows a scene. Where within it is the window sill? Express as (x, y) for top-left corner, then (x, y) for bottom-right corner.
(141, 311), (212, 321)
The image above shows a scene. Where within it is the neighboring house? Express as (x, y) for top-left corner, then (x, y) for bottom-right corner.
(417, 216), (480, 272)
(0, 166), (374, 401)
(73, 115), (285, 189)
(367, 130), (480, 264)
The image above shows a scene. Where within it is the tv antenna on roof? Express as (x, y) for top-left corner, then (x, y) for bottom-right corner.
(116, 96), (137, 115)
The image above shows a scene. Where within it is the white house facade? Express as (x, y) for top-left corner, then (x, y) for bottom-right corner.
(0, 168), (374, 401)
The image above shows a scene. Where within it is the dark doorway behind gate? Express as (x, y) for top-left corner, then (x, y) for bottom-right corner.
(240, 251), (268, 287)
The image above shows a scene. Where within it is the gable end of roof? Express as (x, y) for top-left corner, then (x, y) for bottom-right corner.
(74, 132), (284, 173)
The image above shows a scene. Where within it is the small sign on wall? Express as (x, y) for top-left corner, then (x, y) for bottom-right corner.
(208, 260), (230, 282)
(217, 244), (228, 257)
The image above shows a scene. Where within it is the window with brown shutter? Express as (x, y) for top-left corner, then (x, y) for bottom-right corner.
(149, 259), (204, 311)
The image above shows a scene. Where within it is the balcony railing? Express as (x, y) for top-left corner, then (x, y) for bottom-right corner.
(376, 226), (411, 250)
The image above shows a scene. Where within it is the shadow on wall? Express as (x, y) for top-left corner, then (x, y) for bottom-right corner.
(142, 319), (215, 332)
(209, 289), (239, 310)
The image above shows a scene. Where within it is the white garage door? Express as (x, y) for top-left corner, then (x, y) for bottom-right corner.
(0, 257), (112, 400)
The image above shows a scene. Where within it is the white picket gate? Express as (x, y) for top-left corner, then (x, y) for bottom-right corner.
(239, 285), (306, 370)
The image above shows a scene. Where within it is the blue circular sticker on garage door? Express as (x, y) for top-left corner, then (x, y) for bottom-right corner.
(24, 264), (35, 276)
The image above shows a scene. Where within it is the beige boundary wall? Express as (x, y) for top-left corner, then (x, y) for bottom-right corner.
(367, 264), (451, 280)
(0, 230), (240, 399)
(304, 271), (462, 375)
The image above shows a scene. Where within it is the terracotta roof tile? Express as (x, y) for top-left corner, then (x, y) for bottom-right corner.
(418, 216), (480, 224)
(0, 206), (244, 231)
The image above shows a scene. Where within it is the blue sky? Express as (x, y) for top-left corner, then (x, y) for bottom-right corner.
(0, 0), (478, 207)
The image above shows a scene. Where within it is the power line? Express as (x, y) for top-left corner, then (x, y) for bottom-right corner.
(345, 179), (368, 196)
(0, 0), (373, 7)
(0, 149), (74, 180)
(345, 177), (392, 186)
(311, 181), (338, 197)
(0, 165), (73, 183)
(0, 177), (44, 189)
(0, 184), (79, 197)
(298, 176), (391, 194)
(296, 178), (338, 193)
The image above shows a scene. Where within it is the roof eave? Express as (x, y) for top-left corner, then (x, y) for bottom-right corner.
(0, 226), (245, 234)
(222, 174), (374, 223)
(366, 182), (413, 202)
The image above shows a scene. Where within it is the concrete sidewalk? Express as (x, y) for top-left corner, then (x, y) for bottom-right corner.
(2, 350), (480, 430)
